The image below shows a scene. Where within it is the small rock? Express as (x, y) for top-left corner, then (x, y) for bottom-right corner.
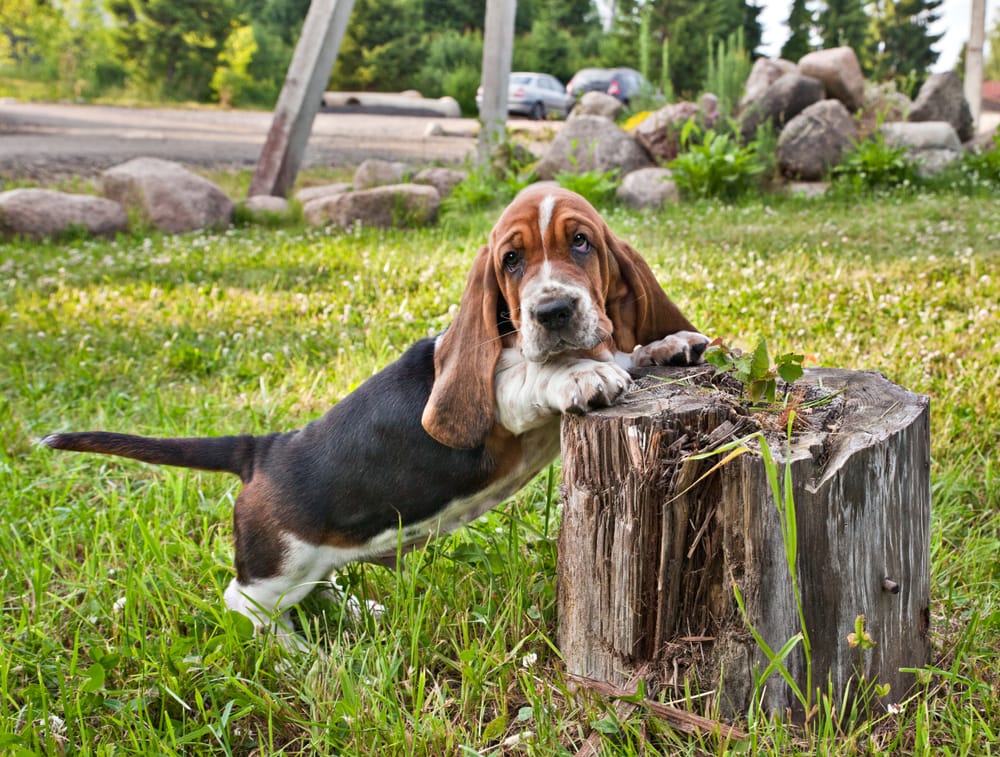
(536, 115), (652, 180)
(294, 183), (352, 204)
(413, 167), (467, 199)
(797, 46), (866, 111)
(354, 159), (409, 189)
(616, 167), (679, 209)
(304, 183), (440, 229)
(0, 188), (128, 238)
(100, 157), (232, 233)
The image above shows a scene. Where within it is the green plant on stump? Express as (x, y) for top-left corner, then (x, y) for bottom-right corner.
(704, 338), (804, 405)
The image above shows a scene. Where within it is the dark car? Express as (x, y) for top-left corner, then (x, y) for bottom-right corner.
(475, 72), (574, 120)
(566, 67), (652, 106)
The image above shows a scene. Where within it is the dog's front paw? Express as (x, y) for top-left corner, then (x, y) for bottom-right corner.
(631, 331), (711, 367)
(552, 361), (632, 415)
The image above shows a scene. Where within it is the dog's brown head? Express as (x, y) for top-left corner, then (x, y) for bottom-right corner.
(422, 186), (698, 448)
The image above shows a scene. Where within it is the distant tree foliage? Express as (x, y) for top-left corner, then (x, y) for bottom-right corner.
(107, 0), (238, 101)
(780, 0), (814, 62)
(815, 0), (868, 53)
(866, 0), (943, 94)
(611, 0), (762, 98)
(0, 0), (962, 113)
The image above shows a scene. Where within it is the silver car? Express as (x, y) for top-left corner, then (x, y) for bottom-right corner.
(476, 72), (574, 120)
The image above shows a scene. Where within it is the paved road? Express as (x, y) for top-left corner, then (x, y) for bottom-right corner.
(0, 101), (491, 181)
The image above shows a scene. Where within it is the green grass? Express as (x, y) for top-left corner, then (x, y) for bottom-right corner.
(1, 191), (998, 754)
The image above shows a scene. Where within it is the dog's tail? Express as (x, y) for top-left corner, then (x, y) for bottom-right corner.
(40, 431), (258, 481)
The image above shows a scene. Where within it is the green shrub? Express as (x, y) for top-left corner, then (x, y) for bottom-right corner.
(554, 168), (620, 208)
(416, 30), (483, 116)
(668, 120), (764, 200)
(831, 131), (918, 193)
(442, 144), (537, 214)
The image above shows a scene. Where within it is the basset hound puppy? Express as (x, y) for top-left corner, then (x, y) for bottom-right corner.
(42, 186), (709, 647)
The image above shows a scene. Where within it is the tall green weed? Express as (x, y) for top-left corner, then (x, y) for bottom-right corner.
(668, 120), (764, 200)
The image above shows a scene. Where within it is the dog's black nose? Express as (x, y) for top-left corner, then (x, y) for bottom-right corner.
(534, 297), (576, 331)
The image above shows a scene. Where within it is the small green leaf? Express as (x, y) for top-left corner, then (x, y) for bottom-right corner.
(704, 345), (732, 371)
(81, 662), (106, 693)
(591, 716), (619, 734)
(749, 339), (770, 381)
(482, 713), (509, 741)
(777, 361), (804, 384)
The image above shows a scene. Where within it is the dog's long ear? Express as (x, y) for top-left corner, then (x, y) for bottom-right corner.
(422, 245), (502, 449)
(603, 226), (697, 352)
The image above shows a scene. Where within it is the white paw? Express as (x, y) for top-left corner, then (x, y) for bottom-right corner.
(318, 577), (386, 621)
(631, 331), (710, 367)
(552, 361), (632, 414)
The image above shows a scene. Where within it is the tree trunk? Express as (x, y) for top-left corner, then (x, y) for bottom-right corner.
(557, 367), (931, 718)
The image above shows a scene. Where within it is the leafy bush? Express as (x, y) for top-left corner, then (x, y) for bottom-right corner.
(415, 30), (483, 115)
(554, 168), (620, 208)
(667, 120), (764, 200)
(442, 143), (537, 214)
(830, 131), (918, 193)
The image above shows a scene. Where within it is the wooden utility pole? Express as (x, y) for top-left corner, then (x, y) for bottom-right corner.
(965, 0), (986, 131)
(249, 0), (355, 198)
(477, 0), (517, 165)
(558, 367), (931, 718)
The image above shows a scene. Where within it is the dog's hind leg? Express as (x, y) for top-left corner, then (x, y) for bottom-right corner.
(224, 534), (346, 651)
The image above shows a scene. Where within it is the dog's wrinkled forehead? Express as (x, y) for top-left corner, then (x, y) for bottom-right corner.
(489, 187), (602, 253)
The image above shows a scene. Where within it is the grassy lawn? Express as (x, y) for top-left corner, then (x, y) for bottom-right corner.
(1, 190), (997, 754)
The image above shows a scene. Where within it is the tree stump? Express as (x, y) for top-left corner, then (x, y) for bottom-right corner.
(557, 367), (931, 718)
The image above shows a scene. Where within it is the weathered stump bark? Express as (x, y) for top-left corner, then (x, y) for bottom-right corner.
(557, 368), (931, 718)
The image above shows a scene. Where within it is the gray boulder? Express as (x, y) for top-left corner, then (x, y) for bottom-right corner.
(244, 195), (289, 214)
(879, 121), (962, 176)
(631, 101), (700, 163)
(740, 57), (798, 111)
(572, 91), (624, 120)
(782, 181), (830, 199)
(797, 46), (866, 111)
(242, 195), (291, 222)
(413, 167), (467, 199)
(303, 184), (440, 229)
(740, 73), (825, 141)
(778, 99), (858, 180)
(536, 116), (652, 180)
(0, 188), (128, 238)
(909, 72), (974, 143)
(354, 159), (410, 189)
(615, 167), (679, 209)
(858, 82), (912, 139)
(294, 182), (353, 204)
(100, 157), (232, 233)
(700, 93), (721, 129)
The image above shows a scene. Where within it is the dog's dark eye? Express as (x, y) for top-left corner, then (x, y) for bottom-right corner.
(571, 233), (591, 255)
(502, 251), (522, 273)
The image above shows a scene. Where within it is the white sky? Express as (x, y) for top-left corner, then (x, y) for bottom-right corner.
(756, 0), (997, 71)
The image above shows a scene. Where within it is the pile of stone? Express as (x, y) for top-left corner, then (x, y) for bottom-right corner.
(534, 46), (988, 208)
(1, 47), (993, 238)
(0, 156), (467, 240)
